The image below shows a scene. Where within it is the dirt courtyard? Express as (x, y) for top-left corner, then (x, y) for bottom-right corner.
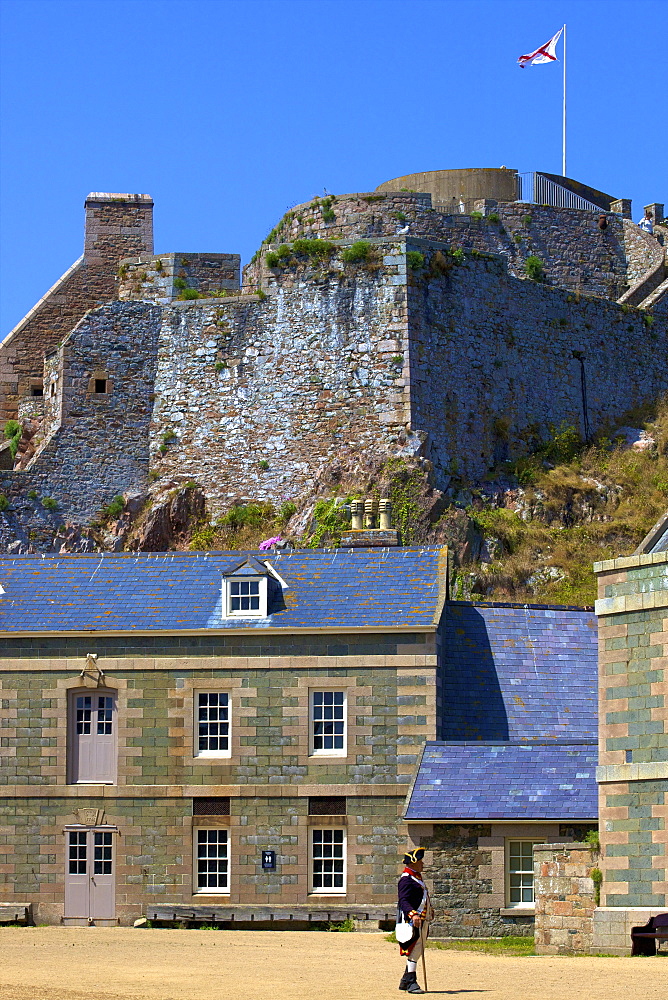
(0, 927), (662, 1000)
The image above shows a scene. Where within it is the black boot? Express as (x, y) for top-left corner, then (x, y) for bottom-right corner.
(400, 971), (425, 994)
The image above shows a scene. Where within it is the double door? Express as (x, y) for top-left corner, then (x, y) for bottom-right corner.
(64, 827), (115, 921)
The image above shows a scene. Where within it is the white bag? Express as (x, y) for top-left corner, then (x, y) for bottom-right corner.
(395, 910), (414, 944)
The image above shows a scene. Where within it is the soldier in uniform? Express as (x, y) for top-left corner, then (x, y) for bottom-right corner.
(396, 847), (433, 993)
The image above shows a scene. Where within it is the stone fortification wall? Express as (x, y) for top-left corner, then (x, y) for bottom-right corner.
(246, 194), (638, 301)
(406, 240), (668, 484)
(0, 194), (153, 423)
(118, 252), (240, 304)
(533, 842), (597, 954)
(149, 241), (413, 512)
(0, 301), (161, 541)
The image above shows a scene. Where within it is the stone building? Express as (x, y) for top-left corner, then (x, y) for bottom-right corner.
(591, 511), (668, 953)
(0, 172), (666, 548)
(0, 549), (599, 933)
(0, 547), (445, 926)
(403, 603), (598, 938)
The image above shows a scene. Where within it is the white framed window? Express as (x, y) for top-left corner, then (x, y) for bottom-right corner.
(310, 690), (346, 756)
(224, 576), (268, 617)
(195, 692), (231, 757)
(310, 828), (346, 894)
(194, 828), (229, 894)
(506, 840), (536, 907)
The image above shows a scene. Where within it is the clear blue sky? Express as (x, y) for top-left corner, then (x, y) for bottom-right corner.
(1, 0), (666, 335)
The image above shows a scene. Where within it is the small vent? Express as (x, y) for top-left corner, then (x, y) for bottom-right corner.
(193, 797), (230, 816)
(94, 379), (107, 394)
(308, 796), (346, 816)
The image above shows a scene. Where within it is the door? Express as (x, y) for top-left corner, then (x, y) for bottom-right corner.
(64, 828), (116, 920)
(69, 690), (116, 783)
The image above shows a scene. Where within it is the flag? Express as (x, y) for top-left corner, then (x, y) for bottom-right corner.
(518, 28), (563, 68)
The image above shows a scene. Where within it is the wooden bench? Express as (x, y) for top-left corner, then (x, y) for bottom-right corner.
(631, 913), (668, 956)
(147, 904), (393, 929)
(0, 904), (32, 925)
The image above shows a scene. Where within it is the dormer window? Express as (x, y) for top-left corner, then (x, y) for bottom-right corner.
(222, 556), (286, 619)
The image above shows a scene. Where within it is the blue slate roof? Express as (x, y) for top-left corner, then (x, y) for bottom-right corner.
(442, 603), (597, 741)
(0, 548), (447, 633)
(405, 741), (598, 820)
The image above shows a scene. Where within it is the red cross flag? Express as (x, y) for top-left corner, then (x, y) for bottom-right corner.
(518, 28), (563, 68)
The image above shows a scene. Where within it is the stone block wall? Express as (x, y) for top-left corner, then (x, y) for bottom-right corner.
(414, 822), (588, 938)
(593, 551), (668, 952)
(533, 842), (597, 954)
(0, 194), (153, 423)
(0, 630), (435, 923)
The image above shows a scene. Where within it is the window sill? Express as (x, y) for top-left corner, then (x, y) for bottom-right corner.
(193, 891), (231, 897)
(307, 892), (347, 898)
(500, 907), (535, 917)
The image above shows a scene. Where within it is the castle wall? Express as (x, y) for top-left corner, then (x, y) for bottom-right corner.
(149, 243), (412, 512)
(118, 252), (240, 304)
(406, 241), (668, 484)
(0, 301), (161, 539)
(247, 194), (637, 301)
(0, 194), (153, 424)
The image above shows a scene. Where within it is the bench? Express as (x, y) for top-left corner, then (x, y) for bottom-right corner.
(0, 904), (32, 925)
(631, 913), (668, 956)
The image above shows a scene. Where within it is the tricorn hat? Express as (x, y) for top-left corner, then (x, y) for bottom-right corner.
(403, 847), (425, 866)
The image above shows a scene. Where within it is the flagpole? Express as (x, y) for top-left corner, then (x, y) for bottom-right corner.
(562, 23), (567, 176)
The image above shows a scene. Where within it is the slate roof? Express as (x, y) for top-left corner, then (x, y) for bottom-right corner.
(442, 603), (598, 740)
(0, 548), (447, 633)
(404, 741), (598, 821)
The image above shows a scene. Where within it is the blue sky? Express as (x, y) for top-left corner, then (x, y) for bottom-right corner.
(1, 0), (666, 335)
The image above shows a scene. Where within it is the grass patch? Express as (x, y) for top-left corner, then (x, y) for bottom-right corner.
(385, 933), (535, 956)
(465, 396), (668, 604)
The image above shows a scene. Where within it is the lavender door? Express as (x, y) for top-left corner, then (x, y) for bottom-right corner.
(69, 690), (116, 783)
(64, 828), (115, 920)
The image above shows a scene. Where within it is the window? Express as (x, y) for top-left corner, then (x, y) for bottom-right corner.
(507, 841), (536, 907)
(31, 385), (43, 397)
(68, 690), (117, 783)
(196, 692), (230, 757)
(310, 690), (346, 755)
(195, 829), (229, 893)
(94, 379), (107, 394)
(310, 828), (346, 894)
(230, 579), (259, 612)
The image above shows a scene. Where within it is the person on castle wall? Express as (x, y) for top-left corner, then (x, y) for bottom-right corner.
(638, 210), (654, 235)
(396, 847), (434, 994)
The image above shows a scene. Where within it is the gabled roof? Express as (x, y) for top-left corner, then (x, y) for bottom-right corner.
(404, 741), (598, 821)
(442, 603), (598, 740)
(0, 547), (447, 634)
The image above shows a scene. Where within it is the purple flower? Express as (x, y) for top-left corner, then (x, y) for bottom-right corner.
(259, 535), (282, 551)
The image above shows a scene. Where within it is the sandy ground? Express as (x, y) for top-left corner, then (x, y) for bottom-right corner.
(0, 928), (663, 1000)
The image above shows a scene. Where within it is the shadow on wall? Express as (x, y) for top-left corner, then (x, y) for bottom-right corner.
(442, 604), (508, 739)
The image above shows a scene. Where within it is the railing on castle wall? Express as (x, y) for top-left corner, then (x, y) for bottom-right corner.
(517, 173), (603, 213)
